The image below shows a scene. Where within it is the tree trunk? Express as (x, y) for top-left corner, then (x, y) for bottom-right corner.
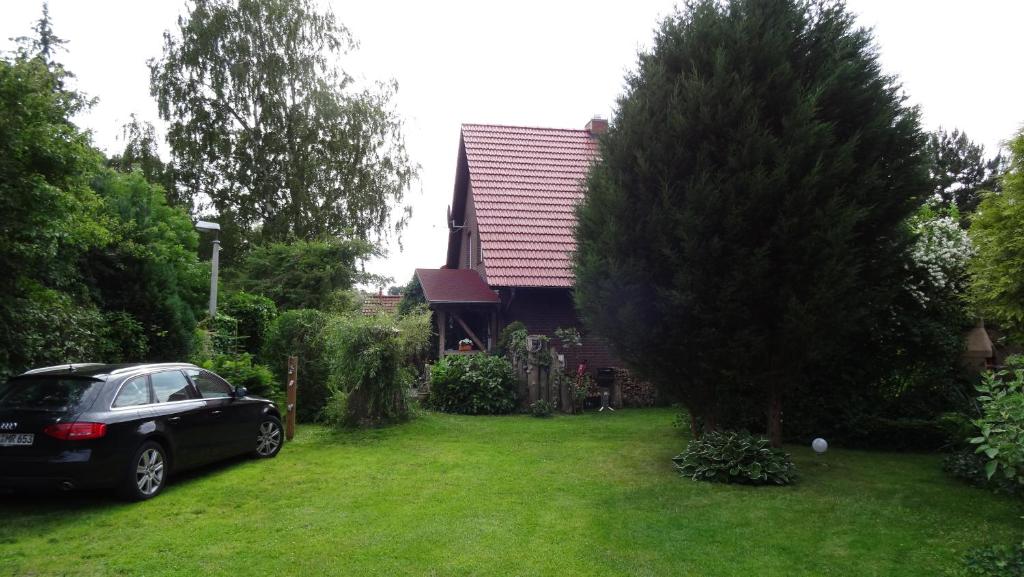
(690, 411), (700, 440)
(767, 390), (783, 448)
(704, 410), (718, 434)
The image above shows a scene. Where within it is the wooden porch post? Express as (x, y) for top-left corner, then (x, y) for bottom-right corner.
(437, 309), (447, 358)
(453, 313), (486, 352)
(489, 310), (497, 353)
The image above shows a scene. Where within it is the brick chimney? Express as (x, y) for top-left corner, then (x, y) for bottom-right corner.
(586, 116), (608, 135)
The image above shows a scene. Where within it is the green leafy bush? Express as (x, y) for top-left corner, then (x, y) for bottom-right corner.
(191, 313), (244, 359)
(230, 239), (378, 311)
(497, 321), (527, 360)
(530, 399), (554, 418)
(319, 389), (349, 428)
(851, 416), (953, 452)
(1, 283), (110, 380)
(321, 313), (429, 426)
(959, 541), (1024, 577)
(321, 289), (364, 315)
(198, 353), (280, 404)
(672, 430), (796, 486)
(262, 309), (330, 422)
(220, 291), (277, 355)
(86, 168), (206, 361)
(100, 311), (148, 362)
(396, 274), (426, 317)
(939, 412), (979, 451)
(0, 52), (204, 379)
(429, 354), (518, 415)
(970, 362), (1024, 487)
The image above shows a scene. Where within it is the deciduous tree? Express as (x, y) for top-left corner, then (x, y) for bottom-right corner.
(0, 52), (108, 378)
(970, 130), (1024, 339)
(149, 0), (415, 257)
(0, 30), (205, 375)
(228, 238), (378, 311)
(107, 115), (181, 206)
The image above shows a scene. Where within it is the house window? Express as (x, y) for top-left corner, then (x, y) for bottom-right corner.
(467, 230), (473, 268)
(477, 233), (483, 264)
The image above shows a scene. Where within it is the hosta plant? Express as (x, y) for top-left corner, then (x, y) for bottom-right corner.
(943, 450), (1024, 497)
(960, 541), (1024, 577)
(672, 430), (796, 485)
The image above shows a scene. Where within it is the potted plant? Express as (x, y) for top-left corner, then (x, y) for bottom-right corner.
(458, 338), (473, 352)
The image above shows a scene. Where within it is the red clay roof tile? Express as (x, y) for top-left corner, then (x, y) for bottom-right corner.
(415, 268), (501, 304)
(462, 123), (600, 287)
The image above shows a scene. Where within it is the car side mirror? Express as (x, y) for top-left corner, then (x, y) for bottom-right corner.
(234, 386), (248, 398)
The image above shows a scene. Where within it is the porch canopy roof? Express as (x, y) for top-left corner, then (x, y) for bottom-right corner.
(415, 268), (500, 306)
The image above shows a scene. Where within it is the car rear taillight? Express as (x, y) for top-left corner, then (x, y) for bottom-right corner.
(43, 422), (107, 440)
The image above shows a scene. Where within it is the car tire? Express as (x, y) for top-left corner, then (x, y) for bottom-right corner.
(253, 416), (283, 459)
(120, 441), (167, 501)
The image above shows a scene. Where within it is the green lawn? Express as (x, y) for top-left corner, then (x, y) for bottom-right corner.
(1, 408), (1020, 576)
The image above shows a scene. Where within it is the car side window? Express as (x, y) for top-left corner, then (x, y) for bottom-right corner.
(151, 370), (198, 403)
(187, 369), (233, 399)
(113, 376), (151, 408)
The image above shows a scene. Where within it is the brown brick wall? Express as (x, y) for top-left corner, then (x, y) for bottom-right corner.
(500, 288), (619, 372)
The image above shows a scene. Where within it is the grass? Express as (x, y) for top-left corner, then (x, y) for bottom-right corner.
(1, 407), (1021, 576)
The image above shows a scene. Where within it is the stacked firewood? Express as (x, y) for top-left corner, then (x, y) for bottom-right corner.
(614, 368), (658, 407)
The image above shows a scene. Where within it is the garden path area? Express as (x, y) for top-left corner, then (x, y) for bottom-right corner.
(1, 408), (1020, 576)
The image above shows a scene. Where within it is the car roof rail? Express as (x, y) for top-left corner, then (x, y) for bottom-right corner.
(21, 363), (106, 375)
(108, 362), (196, 375)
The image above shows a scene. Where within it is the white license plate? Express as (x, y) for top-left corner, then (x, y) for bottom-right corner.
(0, 433), (34, 446)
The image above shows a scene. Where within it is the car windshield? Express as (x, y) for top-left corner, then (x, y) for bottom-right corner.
(0, 377), (101, 411)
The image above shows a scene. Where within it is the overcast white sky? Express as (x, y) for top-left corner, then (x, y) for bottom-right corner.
(3, 0), (1022, 288)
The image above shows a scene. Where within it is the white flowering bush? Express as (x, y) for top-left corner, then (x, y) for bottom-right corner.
(905, 206), (974, 305)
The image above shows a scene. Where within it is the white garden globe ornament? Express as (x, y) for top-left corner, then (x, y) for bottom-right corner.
(812, 438), (828, 454)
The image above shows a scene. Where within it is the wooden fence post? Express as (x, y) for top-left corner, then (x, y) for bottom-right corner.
(286, 355), (298, 441)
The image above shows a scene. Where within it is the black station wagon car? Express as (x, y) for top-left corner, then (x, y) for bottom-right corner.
(0, 362), (283, 500)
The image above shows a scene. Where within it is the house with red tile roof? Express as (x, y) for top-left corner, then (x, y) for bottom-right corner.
(360, 292), (402, 316)
(415, 118), (616, 370)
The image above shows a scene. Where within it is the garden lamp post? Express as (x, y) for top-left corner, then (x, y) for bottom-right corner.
(812, 438), (828, 455)
(195, 220), (221, 317)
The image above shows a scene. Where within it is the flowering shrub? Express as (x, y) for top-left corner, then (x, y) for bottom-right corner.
(905, 205), (973, 305)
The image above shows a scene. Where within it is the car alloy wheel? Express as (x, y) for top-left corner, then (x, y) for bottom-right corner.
(255, 419), (282, 458)
(136, 446), (165, 496)
(121, 441), (167, 501)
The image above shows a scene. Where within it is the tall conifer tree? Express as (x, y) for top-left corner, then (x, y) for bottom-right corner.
(574, 0), (929, 445)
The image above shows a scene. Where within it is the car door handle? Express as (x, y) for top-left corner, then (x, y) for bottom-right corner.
(211, 410), (222, 415)
(168, 416), (181, 423)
